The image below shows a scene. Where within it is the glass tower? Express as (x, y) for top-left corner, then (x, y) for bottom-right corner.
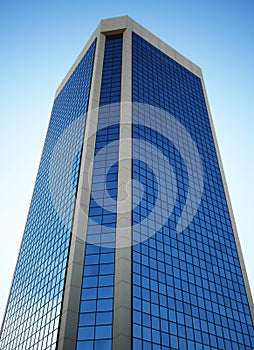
(1, 16), (253, 350)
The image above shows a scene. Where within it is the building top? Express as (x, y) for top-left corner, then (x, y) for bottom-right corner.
(55, 15), (202, 99)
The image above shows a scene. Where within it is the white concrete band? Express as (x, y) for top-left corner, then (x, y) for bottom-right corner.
(113, 27), (133, 350)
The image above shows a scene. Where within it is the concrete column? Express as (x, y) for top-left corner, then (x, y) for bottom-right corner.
(113, 24), (133, 350)
(57, 30), (105, 350)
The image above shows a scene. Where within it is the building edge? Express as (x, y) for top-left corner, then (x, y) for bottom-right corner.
(0, 101), (56, 336)
(199, 73), (254, 325)
(55, 15), (254, 348)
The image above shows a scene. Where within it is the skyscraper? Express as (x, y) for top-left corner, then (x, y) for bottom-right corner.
(1, 15), (253, 350)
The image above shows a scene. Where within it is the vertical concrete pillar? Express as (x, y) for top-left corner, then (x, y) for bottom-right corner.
(113, 23), (133, 350)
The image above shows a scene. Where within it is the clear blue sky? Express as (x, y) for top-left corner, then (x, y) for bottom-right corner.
(0, 0), (253, 322)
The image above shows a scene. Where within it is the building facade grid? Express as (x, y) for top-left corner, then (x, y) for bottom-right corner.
(1, 16), (253, 350)
(132, 32), (253, 349)
(76, 35), (122, 350)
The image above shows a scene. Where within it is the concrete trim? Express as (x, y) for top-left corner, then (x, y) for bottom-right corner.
(56, 31), (106, 350)
(113, 27), (132, 350)
(101, 29), (126, 36)
(200, 73), (254, 325)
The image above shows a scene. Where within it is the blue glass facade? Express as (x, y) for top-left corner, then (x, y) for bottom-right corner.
(0, 40), (96, 350)
(1, 17), (253, 350)
(76, 35), (122, 350)
(132, 32), (254, 349)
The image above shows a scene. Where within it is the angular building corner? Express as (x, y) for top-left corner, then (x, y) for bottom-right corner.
(1, 16), (253, 350)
